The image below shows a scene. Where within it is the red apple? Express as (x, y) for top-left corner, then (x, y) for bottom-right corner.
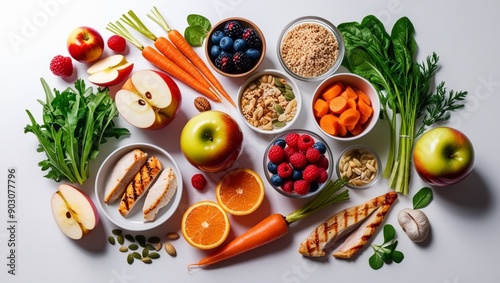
(87, 54), (134, 86)
(50, 184), (99, 240)
(115, 69), (182, 130)
(413, 126), (474, 186)
(67, 26), (104, 63)
(179, 110), (244, 172)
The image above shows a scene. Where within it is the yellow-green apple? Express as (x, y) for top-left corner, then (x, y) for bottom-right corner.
(180, 110), (243, 172)
(413, 126), (474, 186)
(87, 54), (134, 86)
(50, 184), (99, 240)
(67, 26), (104, 63)
(115, 69), (182, 130)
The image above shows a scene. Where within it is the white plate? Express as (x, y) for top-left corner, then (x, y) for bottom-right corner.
(95, 143), (183, 231)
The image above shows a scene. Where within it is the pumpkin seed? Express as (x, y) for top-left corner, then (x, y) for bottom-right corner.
(147, 236), (161, 244)
(141, 257), (152, 264)
(148, 252), (160, 259)
(112, 229), (122, 236)
(127, 253), (134, 265)
(128, 244), (139, 251)
(284, 89), (295, 100)
(274, 77), (284, 87)
(166, 232), (180, 240)
(135, 235), (146, 247)
(132, 252), (142, 259)
(119, 246), (128, 253)
(124, 234), (135, 242)
(142, 248), (149, 257)
(145, 243), (156, 250)
(108, 236), (116, 245)
(274, 104), (284, 114)
(272, 120), (286, 128)
(117, 234), (124, 245)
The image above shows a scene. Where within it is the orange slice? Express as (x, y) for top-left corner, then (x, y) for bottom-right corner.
(215, 168), (265, 216)
(181, 201), (230, 250)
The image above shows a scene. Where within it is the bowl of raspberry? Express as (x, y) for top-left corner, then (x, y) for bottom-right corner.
(205, 17), (266, 78)
(263, 129), (334, 198)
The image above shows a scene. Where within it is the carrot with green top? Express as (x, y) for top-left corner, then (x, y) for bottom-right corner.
(148, 7), (236, 107)
(188, 178), (349, 270)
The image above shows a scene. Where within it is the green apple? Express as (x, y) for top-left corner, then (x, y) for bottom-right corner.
(413, 126), (474, 186)
(180, 110), (243, 172)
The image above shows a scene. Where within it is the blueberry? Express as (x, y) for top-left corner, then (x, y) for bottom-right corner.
(210, 45), (222, 58)
(270, 174), (284, 187)
(267, 161), (278, 174)
(309, 182), (320, 192)
(211, 30), (224, 44)
(273, 138), (286, 148)
(233, 38), (247, 52)
(245, 48), (261, 61)
(292, 169), (302, 181)
(312, 142), (327, 154)
(219, 36), (234, 51)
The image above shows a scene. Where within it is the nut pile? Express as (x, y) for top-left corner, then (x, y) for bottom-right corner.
(338, 147), (379, 187)
(240, 74), (297, 131)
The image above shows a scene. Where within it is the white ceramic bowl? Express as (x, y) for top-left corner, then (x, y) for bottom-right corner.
(237, 69), (302, 135)
(336, 144), (382, 190)
(311, 73), (380, 141)
(95, 143), (183, 231)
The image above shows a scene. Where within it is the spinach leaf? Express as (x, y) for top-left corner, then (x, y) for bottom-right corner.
(184, 14), (211, 47)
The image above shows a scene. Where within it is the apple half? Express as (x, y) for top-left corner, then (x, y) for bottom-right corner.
(87, 54), (134, 86)
(50, 184), (99, 240)
(115, 69), (182, 130)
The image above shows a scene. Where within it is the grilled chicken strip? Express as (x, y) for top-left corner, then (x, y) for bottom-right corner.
(104, 149), (148, 204)
(298, 192), (398, 257)
(118, 156), (163, 217)
(143, 167), (177, 222)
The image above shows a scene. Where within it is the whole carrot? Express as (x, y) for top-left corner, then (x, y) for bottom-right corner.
(148, 7), (236, 107)
(188, 178), (349, 269)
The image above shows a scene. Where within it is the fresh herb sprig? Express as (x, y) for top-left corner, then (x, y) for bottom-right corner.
(369, 224), (404, 270)
(25, 78), (130, 184)
(338, 15), (468, 194)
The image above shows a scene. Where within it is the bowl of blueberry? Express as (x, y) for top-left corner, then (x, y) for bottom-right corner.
(205, 17), (266, 78)
(263, 129), (334, 198)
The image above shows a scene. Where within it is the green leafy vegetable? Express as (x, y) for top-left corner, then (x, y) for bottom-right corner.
(24, 78), (130, 184)
(369, 224), (404, 270)
(184, 14), (211, 47)
(338, 15), (468, 194)
(412, 187), (433, 209)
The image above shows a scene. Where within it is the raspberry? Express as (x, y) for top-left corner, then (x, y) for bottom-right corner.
(223, 20), (243, 39)
(294, 180), (310, 195)
(277, 162), (293, 179)
(297, 134), (315, 152)
(281, 180), (294, 193)
(285, 133), (300, 149)
(49, 55), (73, 77)
(191, 174), (207, 190)
(241, 27), (261, 48)
(316, 167), (329, 184)
(284, 146), (297, 161)
(232, 51), (253, 73)
(315, 155), (330, 170)
(267, 145), (286, 164)
(305, 147), (321, 163)
(289, 152), (307, 169)
(303, 164), (320, 182)
(107, 35), (126, 52)
(214, 53), (234, 73)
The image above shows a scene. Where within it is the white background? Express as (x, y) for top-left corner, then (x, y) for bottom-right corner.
(1, 0), (499, 282)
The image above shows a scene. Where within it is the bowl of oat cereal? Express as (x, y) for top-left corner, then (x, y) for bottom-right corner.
(237, 69), (301, 134)
(277, 16), (344, 81)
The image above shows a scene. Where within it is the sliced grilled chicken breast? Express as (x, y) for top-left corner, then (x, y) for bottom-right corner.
(298, 192), (398, 257)
(104, 149), (148, 204)
(143, 167), (177, 222)
(118, 156), (163, 217)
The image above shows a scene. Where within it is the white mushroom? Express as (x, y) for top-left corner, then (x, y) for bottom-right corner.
(397, 208), (430, 242)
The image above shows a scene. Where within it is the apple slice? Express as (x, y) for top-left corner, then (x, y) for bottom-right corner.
(115, 70), (182, 130)
(87, 54), (134, 87)
(50, 184), (99, 240)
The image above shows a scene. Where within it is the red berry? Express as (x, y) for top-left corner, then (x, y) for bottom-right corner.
(281, 180), (294, 193)
(191, 174), (207, 190)
(303, 164), (320, 182)
(289, 152), (307, 169)
(107, 35), (127, 52)
(277, 162), (293, 179)
(49, 55), (73, 77)
(285, 133), (300, 149)
(297, 134), (315, 152)
(315, 155), (330, 170)
(316, 167), (329, 183)
(284, 146), (297, 161)
(294, 180), (310, 195)
(305, 147), (321, 163)
(268, 145), (286, 163)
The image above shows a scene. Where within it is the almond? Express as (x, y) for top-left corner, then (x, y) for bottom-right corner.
(194, 96), (211, 112)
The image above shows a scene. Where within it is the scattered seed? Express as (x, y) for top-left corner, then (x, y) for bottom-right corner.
(132, 252), (142, 259)
(128, 244), (139, 251)
(119, 246), (128, 253)
(164, 242), (177, 257)
(148, 252), (160, 259)
(147, 236), (161, 244)
(142, 248), (149, 258)
(141, 257), (152, 264)
(127, 253), (134, 265)
(124, 234), (135, 242)
(112, 229), (122, 236)
(135, 235), (146, 247)
(145, 243), (156, 251)
(154, 242), (162, 251)
(166, 232), (180, 240)
(117, 234), (125, 245)
(108, 236), (116, 245)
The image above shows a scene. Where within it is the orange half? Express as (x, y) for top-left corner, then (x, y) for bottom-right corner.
(181, 201), (230, 250)
(216, 168), (265, 216)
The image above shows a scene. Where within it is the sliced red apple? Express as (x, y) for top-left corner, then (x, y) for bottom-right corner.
(87, 54), (134, 87)
(50, 184), (99, 240)
(115, 69), (182, 130)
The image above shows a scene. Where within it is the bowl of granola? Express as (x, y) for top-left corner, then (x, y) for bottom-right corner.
(277, 16), (344, 81)
(237, 69), (301, 134)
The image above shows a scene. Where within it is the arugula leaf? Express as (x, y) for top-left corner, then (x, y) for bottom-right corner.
(25, 78), (129, 185)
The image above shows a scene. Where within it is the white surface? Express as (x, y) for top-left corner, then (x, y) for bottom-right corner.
(1, 0), (499, 282)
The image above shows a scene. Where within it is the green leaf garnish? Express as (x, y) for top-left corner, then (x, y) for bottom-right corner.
(412, 187), (433, 209)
